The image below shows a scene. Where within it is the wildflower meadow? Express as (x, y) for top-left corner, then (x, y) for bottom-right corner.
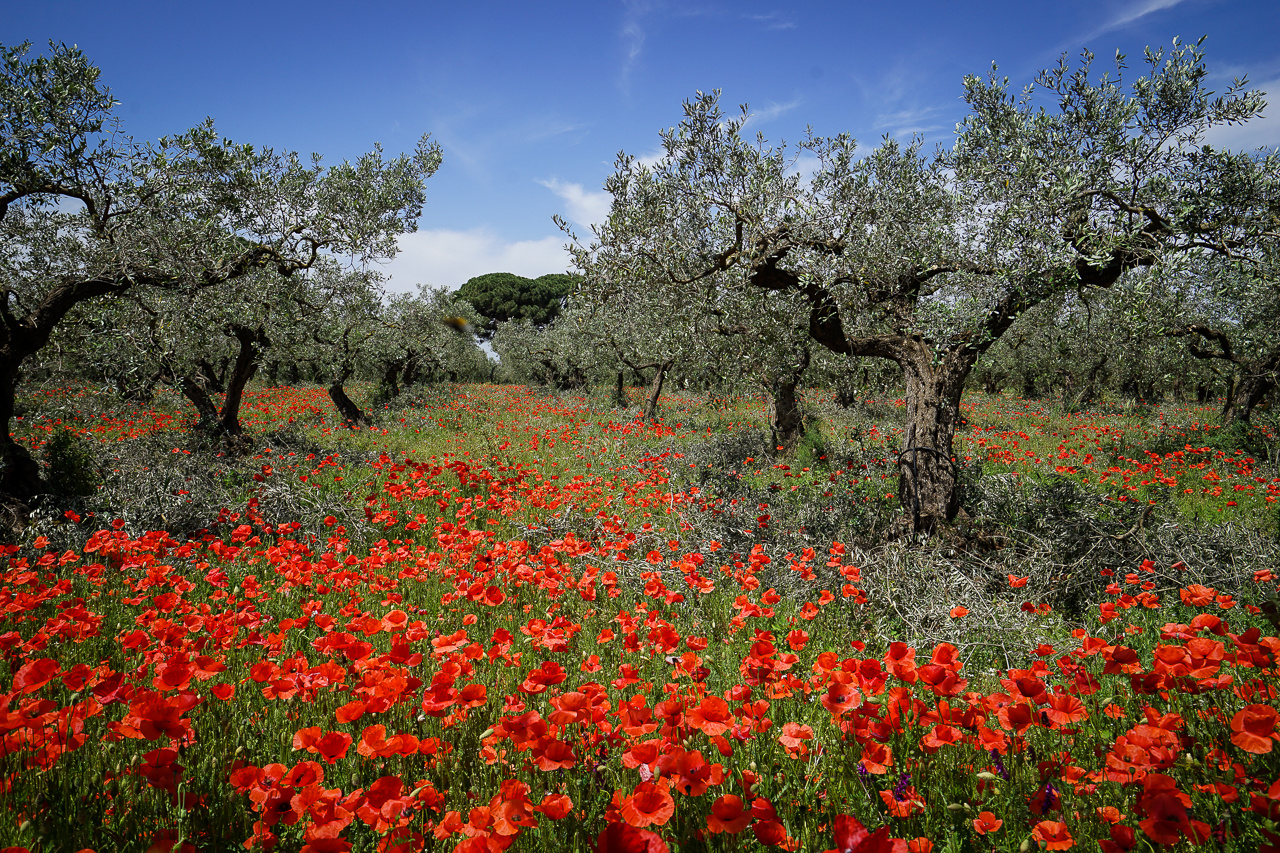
(2, 383), (1279, 852)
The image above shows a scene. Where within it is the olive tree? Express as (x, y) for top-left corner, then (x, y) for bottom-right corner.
(1171, 261), (1280, 423)
(369, 284), (490, 397)
(569, 39), (1276, 533)
(0, 41), (441, 498)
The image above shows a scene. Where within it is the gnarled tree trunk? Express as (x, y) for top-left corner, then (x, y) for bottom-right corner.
(897, 346), (973, 532)
(328, 381), (368, 425)
(172, 373), (221, 429)
(767, 345), (810, 454)
(1223, 369), (1277, 424)
(218, 324), (269, 435)
(0, 371), (43, 501)
(641, 359), (672, 422)
(613, 370), (628, 408)
(1180, 324), (1279, 425)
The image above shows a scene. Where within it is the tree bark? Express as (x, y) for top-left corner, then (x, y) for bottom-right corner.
(378, 360), (403, 401)
(1222, 369), (1277, 424)
(768, 346), (810, 453)
(328, 382), (369, 425)
(641, 359), (672, 421)
(1179, 324), (1279, 425)
(897, 346), (973, 532)
(173, 374), (221, 429)
(401, 351), (420, 389)
(613, 370), (628, 408)
(217, 324), (269, 435)
(197, 358), (228, 393)
(0, 279), (130, 501)
(0, 370), (43, 501)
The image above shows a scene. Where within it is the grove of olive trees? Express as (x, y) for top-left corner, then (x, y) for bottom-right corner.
(560, 38), (1279, 533)
(1, 40), (441, 500)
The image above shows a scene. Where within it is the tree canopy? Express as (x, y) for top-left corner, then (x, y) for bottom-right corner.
(456, 271), (577, 338)
(0, 40), (441, 499)
(565, 38), (1279, 532)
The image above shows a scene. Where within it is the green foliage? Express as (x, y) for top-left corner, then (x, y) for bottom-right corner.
(42, 428), (98, 497)
(0, 39), (442, 500)
(457, 272), (577, 338)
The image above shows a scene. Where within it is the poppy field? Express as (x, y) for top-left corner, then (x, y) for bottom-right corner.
(3, 384), (1280, 852)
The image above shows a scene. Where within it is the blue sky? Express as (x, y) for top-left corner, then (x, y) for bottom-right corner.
(8, 1), (1279, 293)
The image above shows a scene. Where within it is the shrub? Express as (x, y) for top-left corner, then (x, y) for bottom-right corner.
(42, 428), (99, 497)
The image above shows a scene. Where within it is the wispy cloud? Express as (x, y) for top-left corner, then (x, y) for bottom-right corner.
(633, 147), (668, 169)
(743, 98), (804, 128)
(1083, 0), (1193, 41)
(746, 12), (795, 31)
(619, 0), (652, 94)
(873, 105), (947, 139)
(383, 229), (571, 292)
(851, 57), (952, 142)
(537, 178), (613, 229)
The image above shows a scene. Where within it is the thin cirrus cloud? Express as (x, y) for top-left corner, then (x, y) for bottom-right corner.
(742, 98), (804, 128)
(1088, 0), (1193, 39)
(383, 228), (572, 293)
(874, 105), (949, 139)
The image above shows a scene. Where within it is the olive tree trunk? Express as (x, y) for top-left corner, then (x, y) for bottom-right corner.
(328, 382), (369, 425)
(767, 346), (810, 454)
(641, 359), (672, 422)
(1223, 368), (1277, 424)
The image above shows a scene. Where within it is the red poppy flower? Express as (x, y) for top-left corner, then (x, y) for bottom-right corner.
(1231, 704), (1277, 754)
(12, 659), (61, 695)
(619, 780), (674, 828)
(860, 742), (892, 775)
(822, 680), (860, 716)
(536, 793), (573, 820)
(534, 737), (577, 771)
(596, 822), (669, 853)
(830, 814), (901, 853)
(1098, 824), (1137, 853)
(753, 818), (789, 847)
(706, 794), (752, 834)
(1043, 693), (1089, 728)
(778, 722), (814, 757)
(879, 788), (925, 818)
(1031, 821), (1073, 850)
(687, 696), (734, 736)
(972, 812), (1002, 834)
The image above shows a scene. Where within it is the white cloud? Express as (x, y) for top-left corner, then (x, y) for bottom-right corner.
(1089, 0), (1191, 39)
(747, 13), (796, 31)
(743, 98), (804, 128)
(619, 0), (652, 92)
(787, 152), (822, 185)
(633, 147), (667, 169)
(381, 228), (572, 293)
(1202, 78), (1280, 151)
(537, 178), (613, 229)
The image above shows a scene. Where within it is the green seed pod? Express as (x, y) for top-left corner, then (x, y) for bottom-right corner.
(976, 771), (999, 781)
